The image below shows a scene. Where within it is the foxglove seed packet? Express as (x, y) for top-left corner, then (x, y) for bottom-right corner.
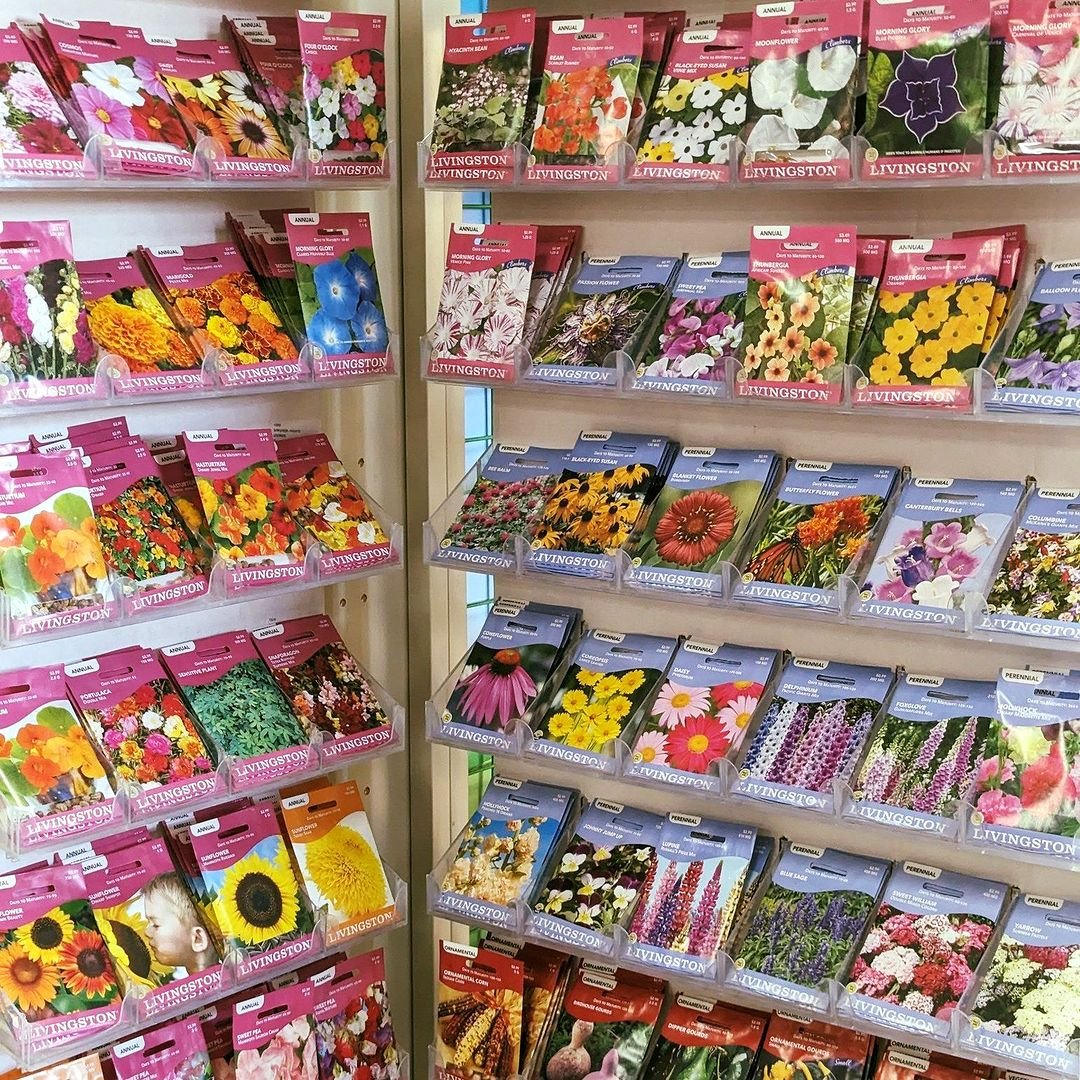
(847, 862), (1006, 1039)
(645, 996), (767, 1080)
(232, 981), (318, 1080)
(742, 0), (861, 181)
(530, 255), (680, 387)
(856, 475), (1026, 628)
(848, 237), (888, 360)
(737, 224), (857, 403)
(285, 211), (391, 380)
(523, 225), (582, 352)
(753, 1012), (872, 1080)
(872, 1044), (993, 1080)
(732, 842), (888, 1010)
(628, 641), (778, 791)
(532, 799), (662, 954)
(735, 657), (893, 812)
(531, 629), (678, 770)
(736, 460), (900, 610)
(861, 0), (990, 179)
(848, 673), (995, 835)
(111, 1015), (213, 1080)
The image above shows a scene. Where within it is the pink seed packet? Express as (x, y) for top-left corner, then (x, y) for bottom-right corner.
(111, 1015), (213, 1080)
(231, 963), (318, 1070)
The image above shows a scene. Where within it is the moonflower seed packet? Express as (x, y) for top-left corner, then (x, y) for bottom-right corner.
(232, 981), (318, 1080)
(646, 995), (767, 1080)
(753, 1012), (872, 1080)
(111, 1015), (213, 1080)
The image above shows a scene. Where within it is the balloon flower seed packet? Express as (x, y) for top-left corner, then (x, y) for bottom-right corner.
(522, 225), (582, 353)
(753, 1012), (872, 1080)
(111, 1015), (213, 1080)
(848, 237), (888, 360)
(232, 981), (318, 1080)
(648, 996), (767, 1080)
(736, 224), (857, 404)
(742, 0), (861, 182)
(855, 475), (1026, 629)
(285, 211), (391, 381)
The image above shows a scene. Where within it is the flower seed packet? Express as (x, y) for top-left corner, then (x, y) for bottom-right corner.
(426, 9), (535, 185)
(731, 842), (888, 1010)
(871, 1044), (992, 1080)
(847, 673), (995, 836)
(285, 211), (391, 381)
(30, 417), (129, 455)
(627, 12), (686, 151)
(111, 1015), (213, 1080)
(531, 799), (662, 954)
(753, 1012), (872, 1080)
(856, 475), (1026, 629)
(861, 0), (990, 180)
(646, 996), (767, 1080)
(848, 237), (889, 360)
(522, 225), (582, 353)
(151, 446), (214, 554)
(736, 460), (900, 610)
(232, 981), (317, 1080)
(954, 224), (1026, 359)
(529, 255), (680, 387)
(281, 779), (395, 945)
(743, 0), (861, 182)
(734, 657), (894, 812)
(846, 862), (1006, 1040)
(737, 224), (857, 403)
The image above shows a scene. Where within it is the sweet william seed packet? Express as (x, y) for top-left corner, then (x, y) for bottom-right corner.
(111, 1016), (213, 1080)
(753, 1012), (871, 1080)
(232, 981), (318, 1080)
(645, 996), (767, 1080)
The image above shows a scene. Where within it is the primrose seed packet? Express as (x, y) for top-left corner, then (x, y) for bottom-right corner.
(752, 1012), (872, 1080)
(111, 1015), (213, 1080)
(645, 996), (767, 1080)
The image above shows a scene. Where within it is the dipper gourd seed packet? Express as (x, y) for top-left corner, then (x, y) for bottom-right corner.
(645, 997), (767, 1080)
(232, 981), (318, 1080)
(753, 1012), (872, 1080)
(111, 1016), (214, 1080)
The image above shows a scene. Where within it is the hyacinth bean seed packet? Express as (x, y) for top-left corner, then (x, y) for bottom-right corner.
(111, 1016), (213, 1080)
(753, 1013), (871, 1080)
(232, 981), (318, 1079)
(645, 997), (767, 1080)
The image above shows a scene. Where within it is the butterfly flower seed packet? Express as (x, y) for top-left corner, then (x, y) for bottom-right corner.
(648, 996), (767, 1080)
(232, 980), (318, 1080)
(111, 1015), (214, 1080)
(753, 1012), (872, 1080)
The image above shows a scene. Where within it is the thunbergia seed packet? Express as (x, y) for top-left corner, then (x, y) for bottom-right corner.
(111, 1015), (214, 1080)
(522, 225), (582, 353)
(847, 237), (888, 360)
(954, 223), (1026, 360)
(645, 996), (767, 1080)
(735, 460), (900, 610)
(736, 224), (857, 404)
(531, 799), (662, 954)
(232, 981), (318, 1080)
(734, 656), (894, 812)
(753, 1012), (872, 1080)
(742, 0), (862, 182)
(529, 255), (680, 388)
(855, 475), (1026, 629)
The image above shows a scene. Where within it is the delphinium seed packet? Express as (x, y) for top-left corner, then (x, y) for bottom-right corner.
(232, 981), (318, 1080)
(736, 224), (857, 404)
(734, 657), (894, 812)
(531, 799), (662, 955)
(871, 1044), (992, 1080)
(522, 225), (582, 353)
(742, 0), (861, 182)
(855, 475), (1026, 629)
(847, 237), (888, 361)
(752, 1012), (872, 1080)
(645, 997), (767, 1080)
(111, 1015), (214, 1080)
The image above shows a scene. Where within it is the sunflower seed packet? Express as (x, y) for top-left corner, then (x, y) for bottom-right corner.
(847, 237), (889, 360)
(522, 225), (582, 353)
(753, 1012), (871, 1080)
(233, 980), (317, 1079)
(111, 1015), (213, 1080)
(646, 995), (767, 1080)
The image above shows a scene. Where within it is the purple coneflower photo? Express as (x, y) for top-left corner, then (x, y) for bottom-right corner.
(456, 648), (537, 730)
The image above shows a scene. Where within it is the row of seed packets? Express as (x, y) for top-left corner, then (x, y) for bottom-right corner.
(0, 11), (389, 181)
(423, 0), (1080, 186)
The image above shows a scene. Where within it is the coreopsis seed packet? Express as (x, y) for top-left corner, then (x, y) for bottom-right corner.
(753, 1012), (872, 1080)
(742, 0), (862, 182)
(730, 842), (888, 1010)
(734, 657), (894, 811)
(871, 1044), (993, 1080)
(232, 981), (317, 1080)
(848, 237), (888, 359)
(736, 224), (857, 403)
(531, 799), (662, 954)
(111, 1016), (213, 1080)
(435, 940), (524, 1080)
(529, 255), (680, 388)
(281, 779), (395, 945)
(735, 460), (900, 610)
(627, 641), (778, 792)
(845, 862), (1007, 1040)
(530, 629), (679, 771)
(855, 475), (1026, 629)
(522, 225), (582, 353)
(297, 11), (389, 180)
(646, 996), (767, 1080)
(860, 0), (990, 180)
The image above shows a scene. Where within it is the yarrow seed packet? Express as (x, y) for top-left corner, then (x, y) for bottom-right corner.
(645, 995), (767, 1080)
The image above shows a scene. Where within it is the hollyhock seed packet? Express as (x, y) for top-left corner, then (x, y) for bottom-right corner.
(646, 996), (767, 1080)
(753, 1012), (872, 1080)
(848, 237), (889, 360)
(737, 224), (857, 403)
(111, 1016), (213, 1080)
(232, 981), (318, 1080)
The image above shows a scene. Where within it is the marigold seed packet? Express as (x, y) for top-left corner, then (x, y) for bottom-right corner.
(226, 17), (305, 152)
(232, 981), (317, 1080)
(871, 1044), (992, 1080)
(523, 225), (582, 353)
(753, 1012), (871, 1080)
(848, 237), (889, 360)
(111, 1015), (213, 1080)
(645, 996), (767, 1080)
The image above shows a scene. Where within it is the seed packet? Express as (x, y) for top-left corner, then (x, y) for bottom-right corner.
(645, 996), (767, 1080)
(531, 799), (662, 954)
(161, 631), (314, 790)
(232, 982), (317, 1080)
(9, 1054), (106, 1079)
(0, 864), (122, 1054)
(737, 224), (857, 403)
(312, 950), (401, 1080)
(627, 641), (778, 792)
(522, 225), (583, 353)
(627, 12), (686, 150)
(436, 775), (575, 932)
(516, 942), (571, 1079)
(752, 1012), (872, 1080)
(735, 657), (893, 812)
(435, 940), (524, 1080)
(28, 418), (126, 454)
(954, 224), (1026, 358)
(226, 17), (305, 153)
(111, 1016), (213, 1080)
(297, 11), (388, 180)
(871, 1045), (993, 1080)
(632, 254), (748, 395)
(731, 842), (888, 1009)
(861, 0), (990, 180)
(198, 990), (253, 1080)
(855, 235), (1004, 408)
(253, 614), (396, 764)
(847, 673), (995, 835)
(742, 0), (861, 182)
(855, 475), (1026, 629)
(845, 862), (1006, 1039)
(633, 28), (749, 184)
(529, 256), (680, 388)
(736, 460), (899, 610)
(427, 222), (537, 384)
(161, 818), (226, 957)
(626, 447), (780, 594)
(151, 446), (213, 554)
(848, 237), (888, 360)
(426, 9), (535, 185)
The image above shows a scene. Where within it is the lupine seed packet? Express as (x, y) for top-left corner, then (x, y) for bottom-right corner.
(523, 225), (582, 353)
(645, 996), (767, 1080)
(232, 981), (317, 1080)
(111, 1015), (213, 1080)
(848, 237), (889, 361)
(753, 1012), (871, 1080)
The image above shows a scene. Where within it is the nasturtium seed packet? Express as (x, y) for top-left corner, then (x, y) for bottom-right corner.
(646, 996), (767, 1080)
(848, 237), (888, 360)
(753, 1013), (871, 1080)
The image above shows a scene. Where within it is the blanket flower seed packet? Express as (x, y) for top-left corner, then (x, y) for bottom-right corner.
(645, 996), (767, 1080)
(752, 1012), (872, 1080)
(111, 1015), (214, 1080)
(232, 981), (318, 1080)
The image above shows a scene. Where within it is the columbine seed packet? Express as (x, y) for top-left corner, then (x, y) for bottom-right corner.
(736, 224), (857, 403)
(753, 1013), (872, 1080)
(111, 1015), (213, 1080)
(522, 225), (582, 352)
(646, 996), (767, 1080)
(847, 237), (889, 360)
(232, 981), (318, 1080)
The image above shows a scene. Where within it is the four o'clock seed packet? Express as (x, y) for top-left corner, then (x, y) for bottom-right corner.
(753, 1012), (872, 1080)
(646, 996), (767, 1080)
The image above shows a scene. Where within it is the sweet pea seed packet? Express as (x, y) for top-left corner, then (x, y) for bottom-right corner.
(736, 460), (900, 610)
(111, 1015), (213, 1080)
(856, 475), (1026, 628)
(646, 996), (767, 1080)
(753, 1012), (872, 1080)
(737, 224), (857, 403)
(523, 225), (582, 353)
(871, 1044), (993, 1080)
(743, 0), (862, 181)
(848, 237), (889, 360)
(734, 657), (893, 811)
(232, 981), (318, 1080)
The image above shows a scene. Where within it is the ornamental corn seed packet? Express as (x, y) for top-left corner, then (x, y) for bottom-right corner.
(226, 17), (305, 152)
(871, 1044), (993, 1080)
(737, 224), (857, 403)
(523, 225), (582, 353)
(848, 237), (889, 360)
(645, 996), (767, 1080)
(232, 981), (318, 1080)
(734, 657), (894, 812)
(735, 460), (900, 610)
(856, 475), (1026, 628)
(111, 1016), (214, 1080)
(753, 1012), (871, 1080)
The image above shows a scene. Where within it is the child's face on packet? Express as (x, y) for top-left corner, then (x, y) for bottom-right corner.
(144, 892), (199, 968)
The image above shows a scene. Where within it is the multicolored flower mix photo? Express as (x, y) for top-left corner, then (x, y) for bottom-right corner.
(287, 460), (389, 555)
(441, 814), (551, 907)
(637, 293), (743, 383)
(296, 247), (388, 360)
(986, 528), (1080, 625)
(316, 976), (401, 1080)
(304, 47), (387, 160)
(0, 59), (80, 158)
(442, 473), (560, 554)
(534, 666), (652, 753)
(431, 265), (530, 363)
(1000, 296), (1080, 393)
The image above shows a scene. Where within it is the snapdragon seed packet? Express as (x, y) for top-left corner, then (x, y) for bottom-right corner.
(111, 1016), (213, 1080)
(644, 996), (767, 1080)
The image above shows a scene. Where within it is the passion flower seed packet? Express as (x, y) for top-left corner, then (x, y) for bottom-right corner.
(736, 224), (857, 404)
(522, 225), (582, 353)
(856, 475), (1026, 629)
(111, 1015), (214, 1080)
(645, 996), (767, 1080)
(232, 981), (318, 1080)
(753, 1012), (872, 1080)
(848, 237), (889, 360)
